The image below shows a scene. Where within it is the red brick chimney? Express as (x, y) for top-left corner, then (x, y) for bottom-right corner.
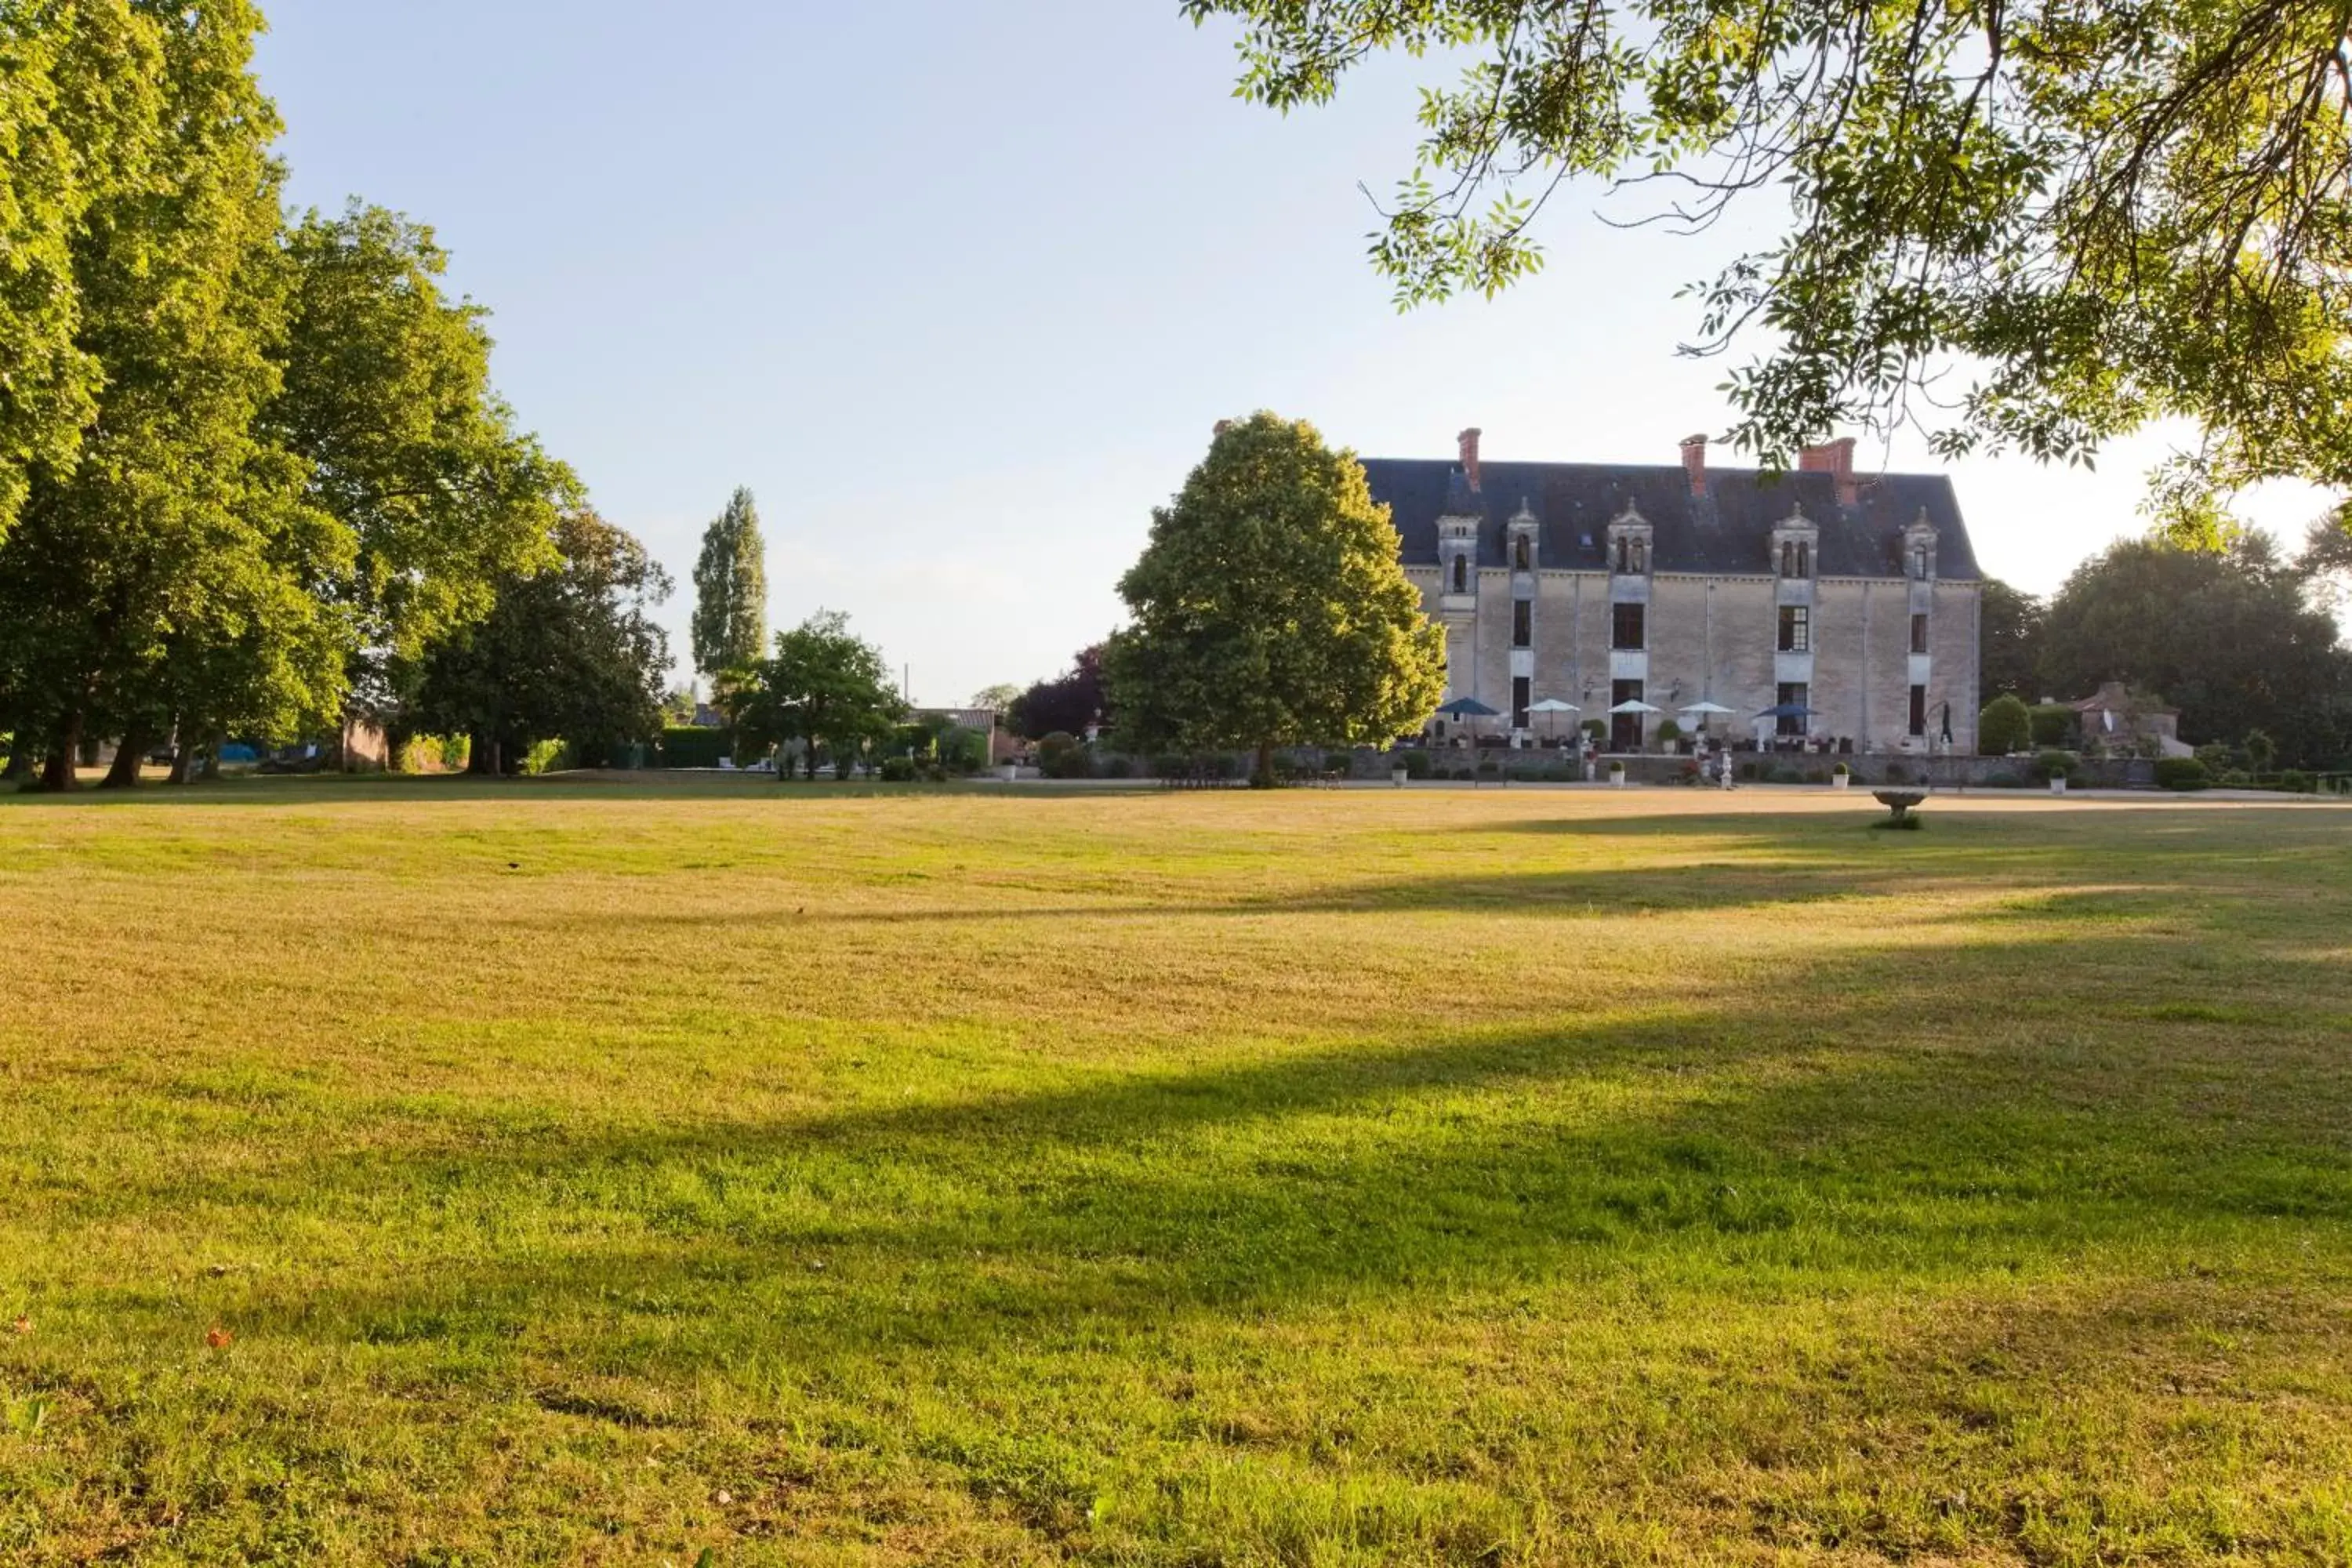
(1457, 427), (1483, 491)
(1798, 436), (1859, 506)
(1679, 434), (1708, 497)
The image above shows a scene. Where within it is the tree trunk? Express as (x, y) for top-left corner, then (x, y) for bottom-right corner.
(2, 742), (31, 785)
(42, 713), (82, 793)
(167, 742), (195, 786)
(102, 728), (147, 789)
(199, 731), (224, 782)
(1253, 739), (1276, 789)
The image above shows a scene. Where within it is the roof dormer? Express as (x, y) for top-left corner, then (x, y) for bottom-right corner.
(1606, 501), (1651, 577)
(1771, 502), (1819, 579)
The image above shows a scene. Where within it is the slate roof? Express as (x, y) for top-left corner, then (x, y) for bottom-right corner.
(1361, 459), (1981, 580)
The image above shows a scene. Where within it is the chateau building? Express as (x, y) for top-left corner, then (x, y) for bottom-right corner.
(1363, 430), (1985, 753)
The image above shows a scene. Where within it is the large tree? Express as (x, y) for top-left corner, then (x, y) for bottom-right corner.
(1185, 0), (2352, 529)
(2040, 535), (2352, 765)
(725, 612), (903, 780)
(1009, 644), (1109, 739)
(0, 0), (350, 790)
(1104, 412), (1446, 783)
(412, 510), (673, 775)
(0, 1), (164, 543)
(1977, 579), (2048, 702)
(690, 486), (769, 684)
(267, 202), (574, 716)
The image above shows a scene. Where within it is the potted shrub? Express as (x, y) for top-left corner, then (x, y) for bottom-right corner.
(1831, 761), (1851, 790)
(1656, 718), (1683, 755)
(1608, 760), (1628, 787)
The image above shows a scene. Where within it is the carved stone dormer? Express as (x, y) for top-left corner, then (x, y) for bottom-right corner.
(1437, 486), (1482, 605)
(1903, 508), (1940, 583)
(1506, 498), (1540, 574)
(1606, 500), (1652, 577)
(1771, 502), (1820, 582)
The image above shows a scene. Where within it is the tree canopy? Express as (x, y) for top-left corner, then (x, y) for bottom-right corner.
(691, 487), (770, 685)
(1185, 0), (2352, 528)
(1976, 579), (2046, 701)
(725, 612), (904, 779)
(1009, 644), (1109, 740)
(412, 510), (673, 775)
(2039, 535), (2352, 766)
(1105, 412), (1447, 781)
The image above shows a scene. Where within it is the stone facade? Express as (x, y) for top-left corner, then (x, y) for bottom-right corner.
(1368, 431), (1985, 755)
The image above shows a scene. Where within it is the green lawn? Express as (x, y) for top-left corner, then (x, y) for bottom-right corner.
(2, 779), (2348, 1565)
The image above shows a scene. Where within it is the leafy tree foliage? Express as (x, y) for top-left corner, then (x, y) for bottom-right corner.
(968, 682), (1025, 714)
(1185, 0), (2352, 524)
(412, 511), (673, 775)
(1976, 579), (2048, 701)
(1976, 692), (2033, 756)
(1104, 412), (1446, 782)
(1010, 645), (1109, 740)
(690, 487), (769, 684)
(0, 0), (348, 790)
(2040, 535), (2352, 766)
(0, 1), (164, 541)
(268, 203), (574, 707)
(725, 612), (904, 780)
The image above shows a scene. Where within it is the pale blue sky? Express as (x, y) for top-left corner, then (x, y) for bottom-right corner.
(253, 2), (2328, 704)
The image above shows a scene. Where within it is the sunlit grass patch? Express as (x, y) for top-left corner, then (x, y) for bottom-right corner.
(1, 781), (2348, 1564)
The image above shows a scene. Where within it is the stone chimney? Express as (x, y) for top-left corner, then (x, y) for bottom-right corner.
(1457, 428), (1483, 491)
(1798, 436), (1859, 506)
(1679, 434), (1708, 497)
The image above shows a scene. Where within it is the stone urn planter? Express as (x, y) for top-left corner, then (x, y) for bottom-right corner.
(1831, 766), (1851, 790)
(2049, 775), (2068, 795)
(1609, 763), (1628, 788)
(1391, 765), (1409, 788)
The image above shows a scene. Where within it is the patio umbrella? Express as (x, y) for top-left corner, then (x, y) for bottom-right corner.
(1678, 701), (1734, 716)
(1437, 696), (1501, 718)
(1527, 697), (1580, 739)
(1608, 699), (1663, 714)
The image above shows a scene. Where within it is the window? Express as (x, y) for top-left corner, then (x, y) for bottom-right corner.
(1613, 534), (1647, 574)
(1450, 556), (1467, 593)
(1798, 540), (1810, 577)
(1611, 601), (1645, 650)
(1910, 612), (1929, 655)
(1777, 604), (1810, 652)
(1777, 538), (1813, 579)
(1911, 545), (1929, 581)
(1633, 537), (1647, 573)
(1909, 684), (1928, 736)
(1512, 599), (1532, 648)
(1512, 676), (1531, 731)
(1776, 681), (1808, 738)
(1613, 535), (1628, 573)
(1512, 535), (1531, 571)
(1610, 680), (1646, 751)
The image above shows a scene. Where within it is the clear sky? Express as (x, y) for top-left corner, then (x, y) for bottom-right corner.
(252, 2), (2330, 706)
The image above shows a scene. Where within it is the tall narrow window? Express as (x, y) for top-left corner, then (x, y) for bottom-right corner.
(1512, 676), (1531, 731)
(1778, 605), (1810, 652)
(1776, 681), (1809, 738)
(1909, 684), (1928, 736)
(1910, 612), (1929, 654)
(1612, 601), (1646, 650)
(1613, 536), (1628, 573)
(1911, 546), (1929, 580)
(1513, 535), (1530, 571)
(1451, 557), (1467, 593)
(1797, 540), (1810, 577)
(1512, 599), (1532, 648)
(1633, 538), (1647, 573)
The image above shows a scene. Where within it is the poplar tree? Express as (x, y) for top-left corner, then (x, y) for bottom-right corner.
(691, 488), (770, 686)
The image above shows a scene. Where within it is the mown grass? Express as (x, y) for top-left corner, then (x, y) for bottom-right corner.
(1, 778), (2348, 1565)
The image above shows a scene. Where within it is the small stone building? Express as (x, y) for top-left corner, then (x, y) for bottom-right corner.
(1362, 430), (1986, 754)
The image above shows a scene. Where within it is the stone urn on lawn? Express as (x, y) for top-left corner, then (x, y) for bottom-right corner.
(1832, 763), (1851, 790)
(1391, 762), (1409, 787)
(1609, 761), (1628, 788)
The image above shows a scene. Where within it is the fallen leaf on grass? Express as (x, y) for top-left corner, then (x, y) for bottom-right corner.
(205, 1325), (233, 1349)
